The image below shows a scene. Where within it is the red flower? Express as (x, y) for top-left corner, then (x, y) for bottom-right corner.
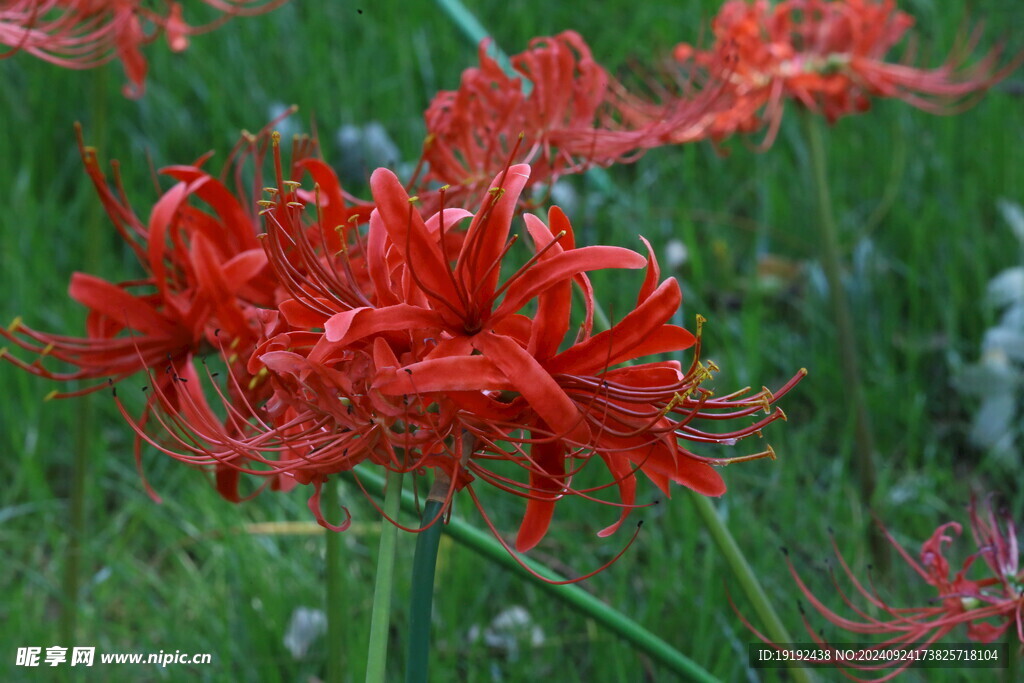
(249, 159), (802, 553)
(1, 0), (289, 97)
(419, 31), (716, 207)
(1, 125), (290, 499)
(671, 0), (1019, 146)
(122, 154), (801, 565)
(760, 498), (1024, 681)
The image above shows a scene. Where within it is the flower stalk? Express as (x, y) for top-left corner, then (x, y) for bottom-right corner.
(346, 467), (719, 682)
(365, 466), (404, 683)
(404, 485), (446, 683)
(324, 478), (346, 683)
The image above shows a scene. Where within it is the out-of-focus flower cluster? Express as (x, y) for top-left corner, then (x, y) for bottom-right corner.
(0, 0), (288, 96)
(667, 0), (1017, 146)
(765, 498), (1023, 681)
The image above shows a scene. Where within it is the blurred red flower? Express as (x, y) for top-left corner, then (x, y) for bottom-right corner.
(0, 0), (289, 97)
(419, 31), (718, 208)
(671, 0), (1019, 146)
(761, 498), (1023, 681)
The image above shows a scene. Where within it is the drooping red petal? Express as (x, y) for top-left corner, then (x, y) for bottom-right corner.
(596, 451), (637, 538)
(515, 438), (566, 552)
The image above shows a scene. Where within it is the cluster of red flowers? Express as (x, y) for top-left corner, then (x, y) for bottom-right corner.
(759, 498), (1022, 681)
(1, 110), (805, 554)
(2, 2), (1017, 577)
(669, 0), (1016, 146)
(0, 0), (287, 96)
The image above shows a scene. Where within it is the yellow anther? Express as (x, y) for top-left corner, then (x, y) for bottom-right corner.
(286, 202), (304, 209)
(257, 200), (275, 208)
(227, 353), (239, 365)
(408, 195), (420, 204)
(263, 187), (279, 195)
(695, 314), (706, 335)
(283, 180), (301, 190)
(0, 347), (7, 359)
(44, 389), (58, 402)
(8, 316), (23, 331)
(41, 343), (55, 357)
(247, 366), (269, 391)
(229, 337), (241, 350)
(440, 184), (451, 192)
(258, 209), (273, 216)
(271, 131), (281, 145)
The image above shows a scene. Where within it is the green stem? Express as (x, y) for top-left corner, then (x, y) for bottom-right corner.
(324, 478), (345, 683)
(690, 495), (813, 683)
(345, 468), (718, 682)
(404, 497), (444, 683)
(365, 467), (404, 683)
(62, 69), (109, 648)
(801, 113), (877, 507)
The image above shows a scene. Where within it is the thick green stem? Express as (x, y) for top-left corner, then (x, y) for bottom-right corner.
(324, 478), (345, 683)
(365, 467), (404, 683)
(404, 496), (444, 683)
(690, 495), (813, 683)
(345, 468), (718, 682)
(802, 113), (877, 507)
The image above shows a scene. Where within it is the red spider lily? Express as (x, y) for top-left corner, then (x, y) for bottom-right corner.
(1, 0), (289, 97)
(418, 31), (718, 208)
(0, 124), (308, 499)
(670, 0), (1019, 147)
(144, 154), (802, 560)
(102, 130), (378, 506)
(755, 499), (1023, 681)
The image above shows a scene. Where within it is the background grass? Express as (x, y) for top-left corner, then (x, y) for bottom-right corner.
(1, 0), (1022, 681)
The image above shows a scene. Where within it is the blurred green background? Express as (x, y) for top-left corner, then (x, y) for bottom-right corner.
(1, 1), (1021, 680)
